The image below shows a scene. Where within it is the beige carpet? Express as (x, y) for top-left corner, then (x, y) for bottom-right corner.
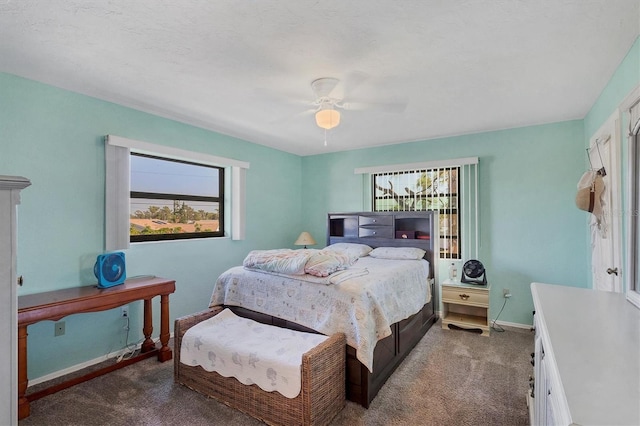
(20, 321), (533, 425)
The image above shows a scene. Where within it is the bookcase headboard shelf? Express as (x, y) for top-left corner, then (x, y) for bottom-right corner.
(327, 211), (436, 278)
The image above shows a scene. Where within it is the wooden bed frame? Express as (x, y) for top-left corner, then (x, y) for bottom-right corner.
(225, 211), (439, 407)
(175, 211), (437, 407)
(226, 287), (436, 408)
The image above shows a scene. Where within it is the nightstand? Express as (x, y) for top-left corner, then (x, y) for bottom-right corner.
(441, 279), (490, 336)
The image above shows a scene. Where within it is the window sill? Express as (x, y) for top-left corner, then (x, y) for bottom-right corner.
(130, 235), (231, 245)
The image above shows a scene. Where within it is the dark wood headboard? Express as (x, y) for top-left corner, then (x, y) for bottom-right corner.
(327, 211), (436, 278)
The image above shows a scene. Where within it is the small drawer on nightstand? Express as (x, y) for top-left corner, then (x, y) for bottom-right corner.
(442, 285), (489, 307)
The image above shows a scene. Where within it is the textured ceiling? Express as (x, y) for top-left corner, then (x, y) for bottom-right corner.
(1, 1), (638, 156)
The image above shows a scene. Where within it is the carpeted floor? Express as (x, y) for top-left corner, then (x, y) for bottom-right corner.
(20, 320), (533, 426)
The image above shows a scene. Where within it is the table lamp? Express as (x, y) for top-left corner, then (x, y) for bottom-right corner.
(294, 231), (316, 249)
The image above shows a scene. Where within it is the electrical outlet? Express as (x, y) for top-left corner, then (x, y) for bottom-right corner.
(121, 306), (129, 317)
(54, 321), (65, 337)
(503, 288), (512, 298)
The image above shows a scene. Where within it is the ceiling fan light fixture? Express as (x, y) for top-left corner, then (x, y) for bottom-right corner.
(315, 108), (340, 130)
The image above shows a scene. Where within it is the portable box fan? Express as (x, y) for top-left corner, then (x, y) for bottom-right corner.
(461, 259), (487, 286)
(94, 252), (126, 288)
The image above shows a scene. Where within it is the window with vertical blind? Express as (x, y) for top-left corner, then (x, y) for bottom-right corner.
(373, 167), (461, 258)
(356, 157), (479, 260)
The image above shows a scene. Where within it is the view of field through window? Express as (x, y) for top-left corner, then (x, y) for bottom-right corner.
(129, 154), (222, 238)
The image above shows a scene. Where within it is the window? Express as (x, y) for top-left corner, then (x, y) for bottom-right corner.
(105, 135), (249, 250)
(373, 167), (461, 259)
(129, 153), (224, 242)
(627, 99), (640, 308)
(358, 157), (479, 260)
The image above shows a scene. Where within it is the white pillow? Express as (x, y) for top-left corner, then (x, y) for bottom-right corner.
(324, 243), (373, 258)
(368, 247), (426, 260)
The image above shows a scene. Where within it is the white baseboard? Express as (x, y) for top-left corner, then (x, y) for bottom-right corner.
(29, 333), (173, 386)
(29, 313), (531, 386)
(435, 310), (531, 330)
(492, 320), (532, 330)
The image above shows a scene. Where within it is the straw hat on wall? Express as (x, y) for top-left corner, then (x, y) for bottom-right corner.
(575, 170), (604, 223)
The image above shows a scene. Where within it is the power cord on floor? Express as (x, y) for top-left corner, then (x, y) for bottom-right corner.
(117, 316), (143, 363)
(491, 297), (508, 332)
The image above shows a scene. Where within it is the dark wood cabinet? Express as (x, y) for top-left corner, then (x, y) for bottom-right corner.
(327, 211), (438, 406)
(328, 211), (435, 277)
(329, 211), (433, 240)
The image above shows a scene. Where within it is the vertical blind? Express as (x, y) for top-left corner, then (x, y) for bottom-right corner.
(356, 157), (479, 260)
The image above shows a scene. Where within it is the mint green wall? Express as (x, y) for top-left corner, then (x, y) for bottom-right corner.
(2, 37), (637, 379)
(584, 37), (639, 138)
(583, 36), (639, 290)
(0, 73), (302, 378)
(301, 121), (587, 326)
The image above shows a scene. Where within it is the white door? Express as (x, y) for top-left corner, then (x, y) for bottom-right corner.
(588, 113), (623, 292)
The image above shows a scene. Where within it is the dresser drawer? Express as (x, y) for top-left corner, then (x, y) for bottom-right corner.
(359, 215), (393, 226)
(442, 285), (489, 307)
(358, 227), (394, 238)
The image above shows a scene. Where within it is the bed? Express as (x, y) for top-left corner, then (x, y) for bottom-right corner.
(190, 211), (438, 407)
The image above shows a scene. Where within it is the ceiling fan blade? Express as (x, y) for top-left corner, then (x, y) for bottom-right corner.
(253, 87), (311, 108)
(342, 71), (370, 96)
(327, 71), (370, 100)
(341, 99), (408, 114)
(269, 107), (316, 125)
(311, 77), (340, 99)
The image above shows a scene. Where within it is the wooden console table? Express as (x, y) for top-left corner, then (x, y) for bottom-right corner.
(17, 276), (175, 419)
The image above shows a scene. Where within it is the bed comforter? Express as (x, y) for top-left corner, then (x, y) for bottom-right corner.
(209, 256), (431, 371)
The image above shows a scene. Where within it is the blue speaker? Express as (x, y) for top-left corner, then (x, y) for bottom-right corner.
(94, 252), (126, 288)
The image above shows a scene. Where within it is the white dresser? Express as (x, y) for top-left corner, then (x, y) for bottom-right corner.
(530, 282), (640, 426)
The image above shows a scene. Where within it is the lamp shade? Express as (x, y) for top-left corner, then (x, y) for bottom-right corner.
(294, 231), (316, 247)
(315, 108), (340, 130)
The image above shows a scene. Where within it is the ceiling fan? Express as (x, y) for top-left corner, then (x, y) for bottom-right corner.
(310, 77), (343, 130)
(307, 75), (408, 131)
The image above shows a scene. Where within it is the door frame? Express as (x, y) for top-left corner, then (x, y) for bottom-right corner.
(620, 85), (640, 307)
(588, 111), (623, 292)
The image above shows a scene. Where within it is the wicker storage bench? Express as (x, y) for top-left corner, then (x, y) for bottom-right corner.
(174, 307), (346, 426)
